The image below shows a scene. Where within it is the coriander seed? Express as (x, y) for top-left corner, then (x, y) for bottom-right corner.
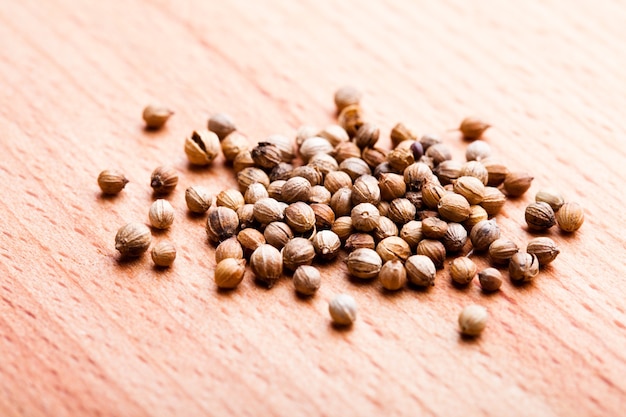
(318, 124), (350, 146)
(422, 217), (448, 239)
(311, 203), (335, 230)
(308, 153), (339, 176)
(388, 198), (416, 224)
(441, 222), (467, 253)
(221, 132), (250, 162)
(244, 183), (269, 205)
(465, 140), (491, 161)
(293, 265), (321, 295)
(285, 202), (316, 233)
(404, 162), (433, 190)
(215, 237), (244, 263)
(328, 294), (357, 326)
(142, 104), (173, 129)
(97, 169), (128, 195)
(421, 182), (446, 209)
(463, 205), (489, 230)
(453, 176), (485, 205)
(264, 134), (295, 163)
(267, 180), (286, 201)
(282, 176), (311, 203)
(330, 187), (353, 217)
(459, 161), (489, 185)
(250, 244), (283, 287)
(459, 117), (491, 140)
(434, 160), (462, 185)
(337, 103), (363, 137)
(425, 143), (452, 166)
(458, 305), (488, 336)
(151, 240), (177, 267)
(269, 162), (294, 182)
(115, 222), (151, 258)
(478, 268), (503, 292)
(251, 142), (282, 169)
(263, 221), (293, 249)
(237, 204), (256, 229)
(503, 172), (533, 197)
(373, 216), (398, 241)
(480, 187), (506, 216)
(216, 189), (245, 211)
(237, 167), (270, 191)
(509, 252), (540, 283)
(354, 123), (380, 149)
(525, 202), (556, 231)
(339, 157), (371, 180)
(233, 150), (255, 173)
(351, 203), (380, 232)
(334, 86), (362, 113)
(346, 248), (382, 279)
(208, 112), (236, 140)
(150, 165), (179, 195)
(438, 193), (471, 222)
(481, 158), (509, 187)
(253, 198), (285, 225)
(535, 189), (565, 212)
(469, 219), (500, 251)
(361, 147), (387, 169)
(449, 256), (477, 285)
(333, 141), (362, 163)
(282, 237), (316, 271)
(312, 230), (341, 260)
(299, 137), (333, 162)
(185, 186), (212, 213)
(149, 199), (175, 229)
(527, 237), (560, 266)
(206, 206), (239, 243)
(488, 238), (519, 265)
(387, 148), (414, 172)
(345, 233), (376, 252)
(556, 202), (584, 232)
(331, 216), (353, 241)
(351, 175), (381, 205)
(419, 134), (442, 152)
(309, 185), (332, 205)
(214, 258), (246, 289)
(405, 255), (436, 287)
(237, 228), (266, 255)
(379, 260), (407, 291)
(399, 220), (423, 250)
(390, 122), (417, 148)
(416, 239), (446, 269)
(324, 170), (353, 194)
(376, 236), (411, 263)
(378, 173), (406, 201)
(184, 130), (220, 166)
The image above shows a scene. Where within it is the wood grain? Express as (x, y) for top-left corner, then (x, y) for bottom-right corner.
(1, 0), (626, 416)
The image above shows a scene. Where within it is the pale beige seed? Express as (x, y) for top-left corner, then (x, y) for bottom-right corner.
(282, 176), (311, 203)
(97, 169), (128, 195)
(405, 255), (436, 286)
(293, 265), (321, 296)
(237, 228), (266, 254)
(264, 134), (295, 163)
(115, 222), (151, 258)
(185, 186), (212, 213)
(449, 257), (477, 285)
(184, 130), (220, 166)
(331, 216), (353, 241)
(214, 258), (246, 289)
(253, 198), (285, 225)
(556, 202), (584, 232)
(221, 132), (250, 162)
(527, 237), (560, 266)
(379, 260), (407, 291)
(328, 294), (357, 326)
(399, 220), (423, 250)
(438, 193), (471, 222)
(216, 189), (245, 211)
(151, 240), (177, 267)
(334, 86), (362, 113)
(458, 305), (488, 336)
(488, 238), (519, 265)
(372, 216), (398, 241)
(143, 105), (173, 129)
(299, 137), (334, 162)
(208, 113), (236, 140)
(478, 268), (502, 292)
(250, 244), (283, 287)
(535, 189), (565, 212)
(149, 199), (175, 229)
(509, 252), (540, 283)
(416, 239), (446, 269)
(318, 124), (350, 146)
(465, 140), (491, 161)
(244, 183), (269, 205)
(351, 203), (380, 232)
(453, 176), (485, 205)
(345, 233), (376, 252)
(312, 230), (341, 260)
(346, 248), (382, 279)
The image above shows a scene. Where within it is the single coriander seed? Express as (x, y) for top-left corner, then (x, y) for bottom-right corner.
(115, 222), (151, 258)
(556, 202), (584, 232)
(345, 233), (376, 252)
(214, 258), (246, 289)
(379, 260), (407, 291)
(328, 294), (357, 326)
(97, 169), (128, 195)
(149, 199), (175, 229)
(222, 132), (251, 162)
(351, 203), (381, 232)
(527, 237), (560, 266)
(405, 255), (436, 287)
(142, 104), (173, 129)
(312, 230), (341, 261)
(282, 238), (316, 271)
(206, 206), (239, 243)
(458, 305), (488, 336)
(251, 142), (282, 169)
(459, 117), (491, 141)
(478, 268), (503, 292)
(535, 189), (565, 212)
(215, 237), (244, 263)
(416, 239), (446, 269)
(503, 172), (534, 197)
(284, 202), (316, 234)
(208, 113), (236, 141)
(449, 256), (477, 285)
(441, 222), (467, 253)
(334, 86), (362, 113)
(184, 130), (220, 166)
(263, 222), (293, 249)
(237, 228), (266, 256)
(465, 140), (491, 161)
(469, 219), (500, 251)
(525, 202), (556, 231)
(250, 244), (283, 287)
(293, 265), (321, 296)
(151, 240), (177, 267)
(376, 236), (411, 263)
(346, 248), (383, 279)
(150, 165), (179, 195)
(185, 186), (212, 214)
(509, 252), (540, 283)
(438, 193), (471, 223)
(488, 238), (519, 265)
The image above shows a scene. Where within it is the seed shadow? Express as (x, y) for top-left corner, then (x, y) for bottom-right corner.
(330, 322), (354, 332)
(459, 333), (482, 344)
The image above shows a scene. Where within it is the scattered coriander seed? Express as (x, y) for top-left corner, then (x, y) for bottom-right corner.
(509, 252), (540, 283)
(216, 189), (245, 212)
(351, 203), (381, 232)
(378, 173), (406, 201)
(185, 186), (212, 213)
(150, 165), (179, 195)
(345, 233), (376, 252)
(449, 256), (477, 285)
(556, 202), (584, 232)
(149, 199), (175, 229)
(376, 236), (411, 263)
(264, 134), (295, 163)
(387, 147), (414, 172)
(291, 165), (323, 187)
(333, 141), (362, 164)
(535, 189), (565, 212)
(421, 182), (446, 209)
(465, 140), (491, 161)
(525, 202), (556, 231)
(458, 305), (488, 336)
(285, 202), (316, 233)
(214, 258), (246, 289)
(233, 149), (255, 173)
(331, 216), (353, 241)
(453, 176), (485, 205)
(346, 248), (382, 279)
(434, 160), (462, 185)
(309, 185), (332, 205)
(251, 142), (282, 169)
(250, 244), (283, 287)
(206, 206), (239, 243)
(390, 122), (417, 148)
(97, 169), (128, 195)
(115, 222), (151, 258)
(351, 175), (381, 205)
(361, 147), (387, 169)
(312, 230), (342, 260)
(405, 255), (436, 287)
(208, 113), (236, 141)
(263, 221), (293, 249)
(425, 143), (452, 166)
(527, 237), (560, 266)
(422, 217), (448, 239)
(334, 86), (362, 113)
(469, 219), (501, 251)
(221, 132), (250, 162)
(299, 137), (334, 162)
(478, 268), (503, 292)
(404, 162), (433, 190)
(379, 260), (407, 291)
(308, 153), (339, 176)
(215, 237), (244, 263)
(354, 123), (380, 149)
(388, 198), (416, 224)
(253, 198), (285, 225)
(237, 204), (256, 229)
(459, 117), (491, 141)
(244, 183), (269, 205)
(330, 187), (354, 217)
(459, 161), (489, 185)
(318, 124), (350, 146)
(293, 265), (321, 295)
(339, 157), (371, 180)
(438, 193), (471, 222)
(399, 220), (423, 250)
(416, 239), (446, 269)
(480, 187), (507, 216)
(151, 240), (177, 267)
(237, 167), (270, 191)
(419, 134), (442, 152)
(237, 228), (266, 255)
(311, 203), (335, 230)
(373, 216), (399, 241)
(282, 176), (311, 203)
(463, 205), (489, 230)
(142, 104), (173, 129)
(282, 238), (316, 271)
(184, 130), (220, 166)
(503, 172), (533, 197)
(329, 294), (357, 326)
(480, 158), (509, 187)
(488, 238), (519, 265)
(441, 222), (467, 253)
(337, 103), (364, 137)
(269, 162), (294, 182)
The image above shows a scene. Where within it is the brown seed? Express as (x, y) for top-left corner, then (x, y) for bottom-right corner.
(308, 153), (339, 176)
(459, 117), (491, 140)
(351, 203), (380, 232)
(390, 123), (418, 148)
(345, 233), (376, 252)
(253, 198), (285, 225)
(237, 204), (256, 229)
(206, 206), (239, 243)
(293, 265), (321, 295)
(535, 189), (565, 212)
(150, 165), (179, 195)
(404, 162), (433, 190)
(373, 216), (399, 241)
(311, 203), (335, 230)
(215, 237), (244, 263)
(525, 202), (556, 231)
(478, 268), (503, 292)
(556, 202), (584, 232)
(463, 205), (489, 230)
(285, 202), (316, 233)
(480, 187), (506, 216)
(460, 161), (489, 185)
(216, 189), (245, 211)
(453, 176), (485, 205)
(405, 255), (436, 286)
(509, 252), (539, 283)
(299, 137), (334, 162)
(465, 140), (491, 161)
(334, 86), (362, 113)
(282, 238), (316, 271)
(376, 236), (411, 263)
(115, 222), (151, 258)
(449, 256), (477, 285)
(244, 183), (270, 205)
(237, 228), (266, 255)
(324, 170), (353, 194)
(269, 162), (294, 182)
(237, 167), (270, 192)
(312, 230), (341, 260)
(339, 157), (371, 180)
(333, 141), (362, 164)
(377, 201), (391, 217)
(251, 142), (282, 169)
(222, 132), (251, 162)
(346, 248), (382, 279)
(233, 149), (255, 173)
(387, 148), (415, 172)
(361, 147), (387, 169)
(379, 260), (407, 291)
(291, 165), (323, 187)
(337, 104), (364, 137)
(318, 124), (350, 147)
(421, 182), (446, 209)
(422, 217), (448, 239)
(388, 198), (416, 224)
(354, 123), (380, 149)
(151, 240), (177, 267)
(330, 187), (353, 217)
(282, 176), (311, 203)
(250, 244), (283, 287)
(351, 175), (381, 205)
(434, 160), (463, 185)
(458, 305), (488, 336)
(309, 185), (331, 205)
(378, 173), (406, 201)
(527, 237), (560, 266)
(399, 220), (423, 250)
(331, 216), (353, 241)
(416, 239), (446, 269)
(488, 238), (519, 265)
(503, 172), (534, 197)
(267, 180), (286, 201)
(208, 113), (236, 141)
(419, 134), (442, 152)
(97, 169), (128, 194)
(149, 199), (175, 229)
(263, 222), (293, 249)
(214, 258), (246, 289)
(469, 219), (500, 251)
(438, 193), (471, 222)
(184, 130), (220, 166)
(185, 186), (212, 213)
(425, 143), (452, 166)
(481, 158), (509, 187)
(142, 105), (173, 129)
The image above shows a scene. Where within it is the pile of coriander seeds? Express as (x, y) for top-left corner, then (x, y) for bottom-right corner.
(103, 88), (584, 334)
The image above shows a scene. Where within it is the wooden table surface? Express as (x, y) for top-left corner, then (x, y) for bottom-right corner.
(2, 0), (626, 416)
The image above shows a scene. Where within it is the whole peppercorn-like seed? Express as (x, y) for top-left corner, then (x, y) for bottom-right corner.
(244, 183), (269, 205)
(282, 176), (311, 203)
(346, 248), (382, 279)
(222, 132), (250, 162)
(330, 187), (354, 217)
(299, 137), (334, 162)
(525, 202), (556, 231)
(376, 236), (411, 263)
(149, 199), (175, 229)
(465, 140), (491, 161)
(237, 167), (270, 192)
(237, 228), (266, 255)
(377, 201), (390, 217)
(263, 221), (293, 249)
(308, 153), (339, 176)
(425, 143), (452, 166)
(434, 160), (463, 185)
(150, 165), (178, 195)
(503, 172), (534, 197)
(535, 189), (565, 212)
(416, 239), (446, 269)
(312, 230), (341, 260)
(309, 185), (331, 205)
(214, 258), (246, 289)
(478, 268), (503, 292)
(361, 147), (387, 170)
(339, 157), (371, 180)
(354, 123), (380, 149)
(404, 162), (433, 190)
(237, 204), (256, 229)
(264, 134), (295, 163)
(282, 237), (316, 271)
(333, 141), (362, 164)
(387, 148), (415, 172)
(331, 216), (353, 241)
(419, 134), (442, 152)
(418, 210), (440, 221)
(345, 233), (376, 252)
(334, 86), (362, 113)
(142, 104), (173, 129)
(527, 237), (560, 266)
(184, 130), (220, 166)
(509, 252), (539, 283)
(399, 220), (423, 250)
(373, 216), (398, 241)
(285, 202), (316, 233)
(253, 198), (285, 225)
(329, 294), (357, 326)
(338, 104), (364, 137)
(460, 161), (489, 185)
(379, 260), (407, 291)
(458, 305), (488, 336)
(463, 205), (489, 230)
(556, 202), (584, 232)
(481, 158), (509, 187)
(291, 165), (323, 187)
(351, 203), (381, 232)
(453, 176), (485, 205)
(480, 187), (507, 216)
(250, 244), (283, 287)
(373, 161), (394, 178)
(185, 186), (212, 213)
(206, 206), (239, 243)
(324, 170), (353, 194)
(267, 180), (286, 201)
(311, 203), (335, 230)
(459, 117), (491, 141)
(208, 113), (236, 141)
(97, 169), (128, 194)
(441, 222), (467, 253)
(351, 175), (381, 205)
(470, 219), (500, 251)
(378, 173), (406, 201)
(293, 265), (321, 295)
(390, 123), (418, 148)
(388, 198), (416, 224)
(115, 222), (151, 257)
(318, 124), (350, 147)
(488, 238), (519, 265)
(421, 182), (446, 209)
(411, 141), (424, 160)
(296, 125), (318, 147)
(269, 162), (294, 182)
(405, 255), (436, 286)
(449, 256), (477, 285)
(422, 217), (448, 239)
(151, 240), (177, 267)
(438, 193), (471, 222)
(233, 150), (255, 173)
(216, 189), (245, 212)
(251, 142), (282, 169)
(215, 237), (244, 263)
